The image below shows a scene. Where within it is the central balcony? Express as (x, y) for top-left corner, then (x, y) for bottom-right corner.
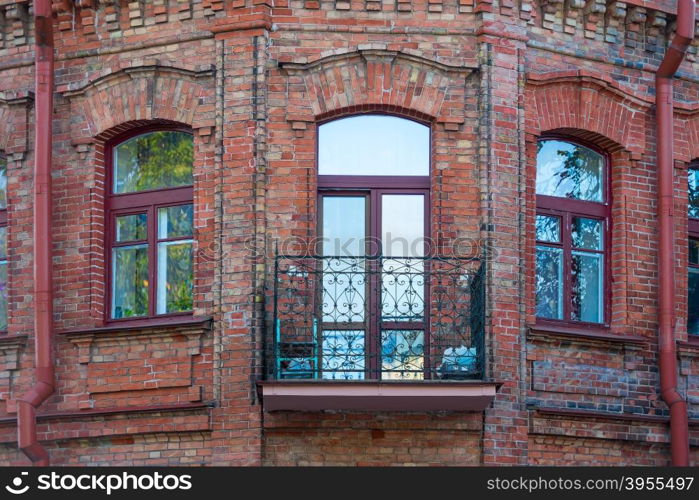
(260, 255), (500, 411)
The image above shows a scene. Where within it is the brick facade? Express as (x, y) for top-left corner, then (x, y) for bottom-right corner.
(0, 0), (697, 466)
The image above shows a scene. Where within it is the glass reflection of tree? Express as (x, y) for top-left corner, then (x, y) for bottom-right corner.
(535, 249), (561, 318)
(689, 168), (699, 218)
(113, 247), (148, 318)
(164, 243), (193, 313)
(538, 141), (601, 201)
(117, 132), (193, 193)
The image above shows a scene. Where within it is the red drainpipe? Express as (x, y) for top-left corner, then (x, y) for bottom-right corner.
(656, 0), (695, 467)
(16, 0), (55, 466)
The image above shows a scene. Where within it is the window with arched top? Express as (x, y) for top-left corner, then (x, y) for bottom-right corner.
(688, 162), (699, 335)
(107, 128), (194, 321)
(316, 114), (431, 379)
(0, 154), (7, 331)
(535, 138), (609, 325)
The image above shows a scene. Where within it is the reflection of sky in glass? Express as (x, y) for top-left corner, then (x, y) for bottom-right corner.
(322, 330), (365, 380)
(322, 197), (365, 256)
(536, 140), (604, 202)
(536, 246), (563, 320)
(572, 251), (603, 323)
(535, 215), (560, 243)
(319, 115), (429, 176)
(572, 217), (603, 250)
(382, 195), (424, 257)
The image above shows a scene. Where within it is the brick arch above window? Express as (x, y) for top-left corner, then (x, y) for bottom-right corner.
(279, 48), (476, 129)
(63, 65), (215, 142)
(525, 76), (648, 160)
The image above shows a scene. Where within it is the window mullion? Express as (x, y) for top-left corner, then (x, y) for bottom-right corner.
(563, 212), (572, 322)
(148, 204), (157, 317)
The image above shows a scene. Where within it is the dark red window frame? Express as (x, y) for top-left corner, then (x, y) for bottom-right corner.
(535, 137), (612, 329)
(105, 125), (194, 324)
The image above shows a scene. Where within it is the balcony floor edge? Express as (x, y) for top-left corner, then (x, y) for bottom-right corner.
(258, 380), (501, 412)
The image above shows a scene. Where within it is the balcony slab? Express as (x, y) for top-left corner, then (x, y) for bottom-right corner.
(258, 380), (501, 412)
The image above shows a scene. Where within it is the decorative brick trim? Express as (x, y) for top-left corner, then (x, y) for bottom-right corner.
(526, 73), (648, 159)
(279, 48), (475, 122)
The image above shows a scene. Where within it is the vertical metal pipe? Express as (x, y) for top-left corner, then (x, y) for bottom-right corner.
(17, 0), (55, 466)
(655, 0), (695, 467)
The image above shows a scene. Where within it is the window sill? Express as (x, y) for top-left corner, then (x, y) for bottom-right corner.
(58, 315), (213, 337)
(528, 322), (647, 345)
(0, 333), (28, 349)
(677, 336), (699, 354)
(258, 380), (502, 412)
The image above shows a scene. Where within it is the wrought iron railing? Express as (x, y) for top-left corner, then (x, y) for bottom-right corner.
(268, 255), (486, 381)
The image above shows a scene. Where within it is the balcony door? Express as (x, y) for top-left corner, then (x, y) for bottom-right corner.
(319, 190), (428, 380)
(317, 114), (431, 380)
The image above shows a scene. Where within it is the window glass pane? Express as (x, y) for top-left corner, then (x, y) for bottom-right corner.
(689, 268), (699, 336)
(690, 238), (699, 266)
(536, 246), (563, 319)
(536, 140), (604, 202)
(572, 251), (604, 323)
(690, 167), (699, 219)
(382, 195), (425, 321)
(115, 214), (147, 242)
(158, 205), (193, 239)
(382, 195), (424, 257)
(322, 196), (365, 256)
(536, 215), (560, 243)
(113, 131), (193, 194)
(572, 217), (603, 250)
(0, 159), (6, 210)
(156, 240), (193, 314)
(111, 244), (149, 318)
(381, 330), (424, 380)
(318, 115), (429, 176)
(321, 197), (366, 323)
(321, 330), (365, 380)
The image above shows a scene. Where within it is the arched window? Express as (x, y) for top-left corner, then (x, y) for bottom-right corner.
(0, 154), (7, 331)
(317, 114), (430, 379)
(688, 162), (699, 335)
(107, 128), (194, 320)
(535, 139), (609, 325)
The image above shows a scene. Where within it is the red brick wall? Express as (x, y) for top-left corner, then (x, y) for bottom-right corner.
(263, 412), (482, 466)
(0, 0), (697, 466)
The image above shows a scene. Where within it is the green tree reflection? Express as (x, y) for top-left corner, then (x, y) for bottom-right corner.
(115, 132), (193, 194)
